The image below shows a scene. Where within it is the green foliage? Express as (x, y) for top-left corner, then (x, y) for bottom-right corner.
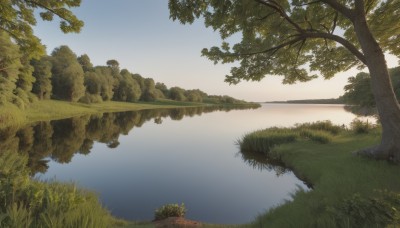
(239, 128), (297, 154)
(77, 54), (94, 72)
(50, 46), (85, 102)
(350, 118), (375, 134)
(169, 87), (187, 101)
(244, 127), (400, 228)
(0, 32), (23, 106)
(343, 67), (400, 108)
(0, 0), (83, 57)
(299, 130), (332, 144)
(239, 121), (340, 154)
(295, 121), (342, 135)
(31, 57), (52, 100)
(154, 203), (186, 221)
(330, 191), (400, 227)
(140, 78), (158, 102)
(114, 69), (142, 102)
(169, 1), (400, 85)
(0, 150), (114, 228)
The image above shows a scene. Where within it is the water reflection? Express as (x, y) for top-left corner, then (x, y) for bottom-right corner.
(0, 105), (259, 175)
(237, 149), (289, 176)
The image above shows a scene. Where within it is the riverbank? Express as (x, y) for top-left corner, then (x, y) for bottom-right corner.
(0, 99), (259, 129)
(239, 124), (400, 227)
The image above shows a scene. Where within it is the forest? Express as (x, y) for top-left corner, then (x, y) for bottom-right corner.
(0, 31), (250, 113)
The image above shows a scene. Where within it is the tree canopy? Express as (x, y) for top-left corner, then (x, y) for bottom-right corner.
(0, 0), (83, 57)
(169, 0), (400, 84)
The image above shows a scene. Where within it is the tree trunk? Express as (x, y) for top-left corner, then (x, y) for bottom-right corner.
(353, 15), (400, 162)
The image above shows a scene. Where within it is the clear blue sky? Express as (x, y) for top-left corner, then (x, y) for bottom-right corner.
(33, 0), (398, 102)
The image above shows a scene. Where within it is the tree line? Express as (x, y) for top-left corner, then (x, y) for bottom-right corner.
(0, 32), (250, 109)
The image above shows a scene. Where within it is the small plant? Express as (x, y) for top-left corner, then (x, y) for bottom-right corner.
(154, 203), (186, 221)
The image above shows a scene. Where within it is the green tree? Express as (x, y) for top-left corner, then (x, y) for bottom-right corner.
(0, 32), (22, 105)
(94, 66), (114, 101)
(156, 82), (170, 98)
(169, 0), (400, 162)
(169, 87), (187, 101)
(106, 59), (120, 78)
(343, 67), (400, 108)
(81, 71), (103, 103)
(113, 69), (141, 102)
(0, 0), (83, 57)
(77, 54), (93, 72)
(185, 89), (203, 102)
(50, 46), (85, 102)
(343, 72), (376, 108)
(132, 73), (145, 90)
(141, 78), (158, 101)
(31, 57), (52, 100)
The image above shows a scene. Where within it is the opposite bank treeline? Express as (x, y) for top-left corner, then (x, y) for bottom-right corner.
(0, 31), (252, 111)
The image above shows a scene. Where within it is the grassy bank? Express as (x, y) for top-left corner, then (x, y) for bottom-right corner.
(239, 122), (400, 227)
(0, 99), (207, 129)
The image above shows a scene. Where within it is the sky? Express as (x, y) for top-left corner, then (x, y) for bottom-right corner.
(33, 0), (399, 102)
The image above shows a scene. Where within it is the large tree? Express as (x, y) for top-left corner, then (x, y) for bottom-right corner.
(0, 0), (83, 57)
(50, 46), (85, 102)
(31, 57), (52, 100)
(169, 0), (400, 162)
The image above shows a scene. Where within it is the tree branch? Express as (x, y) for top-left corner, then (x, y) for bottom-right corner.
(320, 0), (355, 21)
(24, 0), (73, 24)
(292, 1), (321, 7)
(306, 32), (366, 64)
(254, 0), (305, 33)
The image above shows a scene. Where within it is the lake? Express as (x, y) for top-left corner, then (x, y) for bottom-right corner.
(1, 104), (362, 224)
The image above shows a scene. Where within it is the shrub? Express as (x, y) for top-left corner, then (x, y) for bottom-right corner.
(154, 203), (186, 221)
(350, 118), (374, 134)
(330, 191), (400, 227)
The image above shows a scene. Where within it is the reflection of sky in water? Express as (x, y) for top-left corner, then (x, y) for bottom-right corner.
(37, 104), (361, 224)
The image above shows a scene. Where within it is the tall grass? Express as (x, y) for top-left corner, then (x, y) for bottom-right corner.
(0, 150), (118, 228)
(238, 121), (339, 154)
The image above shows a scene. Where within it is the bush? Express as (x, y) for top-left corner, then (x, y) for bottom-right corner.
(330, 191), (400, 227)
(154, 203), (186, 221)
(350, 118), (374, 134)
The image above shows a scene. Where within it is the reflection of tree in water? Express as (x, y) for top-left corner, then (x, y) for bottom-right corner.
(0, 105), (259, 175)
(237, 149), (290, 176)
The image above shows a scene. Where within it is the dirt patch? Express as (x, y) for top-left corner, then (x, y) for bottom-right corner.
(153, 217), (202, 227)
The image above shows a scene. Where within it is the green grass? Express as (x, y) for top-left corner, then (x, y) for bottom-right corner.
(239, 126), (400, 227)
(0, 99), (209, 129)
(0, 150), (121, 228)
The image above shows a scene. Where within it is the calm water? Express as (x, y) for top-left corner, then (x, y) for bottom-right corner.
(1, 104), (361, 224)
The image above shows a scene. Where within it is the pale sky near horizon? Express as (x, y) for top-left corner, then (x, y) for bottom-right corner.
(33, 0), (399, 102)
